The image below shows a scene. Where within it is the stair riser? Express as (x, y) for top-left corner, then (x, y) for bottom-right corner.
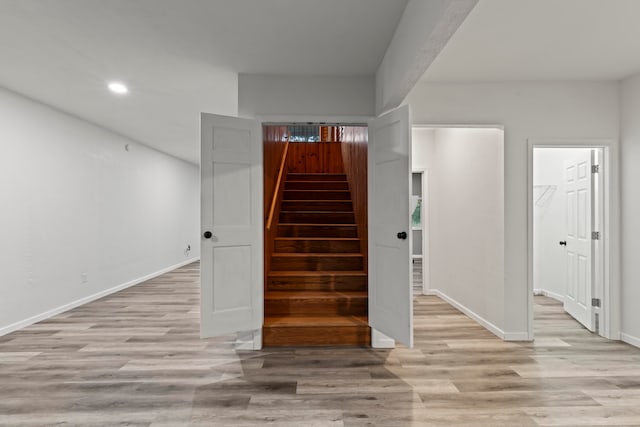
(285, 182), (349, 190)
(284, 190), (350, 200)
(274, 239), (361, 253)
(263, 325), (371, 346)
(271, 256), (363, 271)
(278, 225), (357, 238)
(287, 174), (347, 182)
(279, 212), (355, 224)
(265, 298), (367, 316)
(281, 201), (353, 211)
(267, 277), (367, 292)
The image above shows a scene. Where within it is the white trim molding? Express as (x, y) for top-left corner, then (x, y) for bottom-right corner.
(0, 257), (200, 337)
(621, 333), (640, 349)
(533, 288), (565, 303)
(429, 289), (529, 342)
(371, 328), (395, 348)
(527, 139), (620, 342)
(235, 329), (262, 350)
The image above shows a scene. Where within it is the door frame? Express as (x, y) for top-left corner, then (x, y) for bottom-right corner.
(411, 168), (430, 294)
(260, 115), (377, 346)
(527, 139), (620, 341)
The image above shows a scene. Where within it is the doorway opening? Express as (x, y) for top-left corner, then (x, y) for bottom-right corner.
(262, 124), (369, 346)
(410, 125), (505, 338)
(530, 144), (613, 340)
(411, 170), (426, 296)
(200, 108), (413, 349)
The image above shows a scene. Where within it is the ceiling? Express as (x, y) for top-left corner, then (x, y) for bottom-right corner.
(423, 0), (640, 82)
(0, 0), (407, 164)
(9, 1), (640, 164)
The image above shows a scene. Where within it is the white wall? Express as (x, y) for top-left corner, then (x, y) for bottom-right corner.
(412, 127), (504, 335)
(0, 87), (200, 334)
(620, 73), (640, 347)
(406, 81), (620, 339)
(238, 74), (375, 118)
(533, 148), (591, 301)
(412, 128), (436, 171)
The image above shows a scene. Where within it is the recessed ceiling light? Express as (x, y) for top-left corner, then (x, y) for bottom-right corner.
(108, 82), (129, 95)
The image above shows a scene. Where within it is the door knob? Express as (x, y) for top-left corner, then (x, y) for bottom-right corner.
(397, 231), (407, 240)
(559, 241), (567, 246)
(203, 231), (213, 239)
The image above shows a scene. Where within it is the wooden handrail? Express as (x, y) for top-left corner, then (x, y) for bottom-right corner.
(266, 137), (290, 231)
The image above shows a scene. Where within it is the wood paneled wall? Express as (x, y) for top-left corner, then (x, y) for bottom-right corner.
(340, 126), (368, 270)
(264, 126), (288, 213)
(263, 126), (289, 283)
(264, 125), (367, 274)
(287, 142), (344, 174)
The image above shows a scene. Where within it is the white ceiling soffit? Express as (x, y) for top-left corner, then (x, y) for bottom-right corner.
(422, 0), (640, 82)
(0, 0), (407, 164)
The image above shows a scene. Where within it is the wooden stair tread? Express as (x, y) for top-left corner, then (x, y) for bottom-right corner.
(271, 253), (362, 257)
(283, 200), (352, 203)
(279, 211), (356, 225)
(283, 191), (351, 200)
(278, 223), (357, 226)
(264, 315), (368, 327)
(287, 172), (347, 181)
(286, 181), (349, 184)
(274, 237), (359, 241)
(267, 272), (367, 292)
(280, 210), (355, 214)
(284, 189), (351, 194)
(265, 291), (367, 315)
(277, 224), (358, 238)
(265, 291), (367, 298)
(286, 182), (348, 185)
(285, 182), (349, 190)
(268, 271), (366, 277)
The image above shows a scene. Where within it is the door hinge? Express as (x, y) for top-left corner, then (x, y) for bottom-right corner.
(591, 165), (600, 173)
(592, 298), (601, 308)
(592, 231), (600, 240)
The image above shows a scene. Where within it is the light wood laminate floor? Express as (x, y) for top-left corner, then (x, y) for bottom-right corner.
(1, 262), (639, 426)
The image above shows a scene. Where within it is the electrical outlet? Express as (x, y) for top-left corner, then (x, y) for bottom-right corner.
(185, 245), (192, 256)
(81, 273), (88, 284)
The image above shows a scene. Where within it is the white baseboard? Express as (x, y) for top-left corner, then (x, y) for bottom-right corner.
(533, 288), (565, 302)
(429, 289), (529, 342)
(0, 257), (200, 337)
(235, 329), (262, 350)
(371, 328), (395, 348)
(503, 331), (531, 341)
(621, 332), (640, 349)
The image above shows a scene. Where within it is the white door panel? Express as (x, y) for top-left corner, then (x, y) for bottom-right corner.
(368, 105), (413, 348)
(201, 113), (263, 338)
(563, 151), (594, 331)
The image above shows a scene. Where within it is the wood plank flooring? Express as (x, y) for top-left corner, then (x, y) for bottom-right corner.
(1, 261), (639, 426)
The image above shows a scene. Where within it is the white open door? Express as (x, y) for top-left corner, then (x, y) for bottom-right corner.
(200, 113), (263, 341)
(368, 105), (413, 347)
(563, 150), (594, 331)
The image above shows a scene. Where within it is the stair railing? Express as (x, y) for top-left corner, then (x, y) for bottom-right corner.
(266, 135), (290, 231)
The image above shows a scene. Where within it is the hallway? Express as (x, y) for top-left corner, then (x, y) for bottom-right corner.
(1, 262), (639, 426)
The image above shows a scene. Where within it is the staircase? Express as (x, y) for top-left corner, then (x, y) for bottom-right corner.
(263, 173), (370, 346)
